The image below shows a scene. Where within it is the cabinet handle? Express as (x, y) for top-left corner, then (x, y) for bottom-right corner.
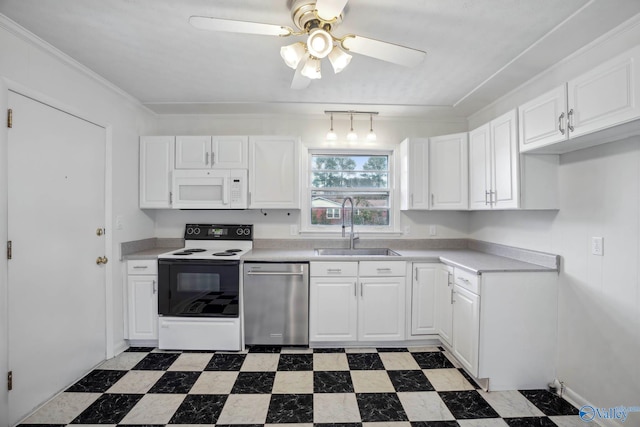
(327, 268), (342, 274)
(169, 191), (173, 204)
(354, 282), (357, 297)
(153, 280), (157, 294)
(447, 272), (453, 285)
(410, 193), (414, 207)
(458, 277), (470, 285)
(414, 268), (418, 281)
(485, 191), (490, 206)
(360, 282), (364, 297)
(558, 112), (565, 135)
(567, 109), (575, 132)
(205, 152), (210, 165)
(211, 152), (215, 165)
(490, 190), (496, 206)
(377, 268), (392, 273)
(133, 266), (148, 269)
(431, 193), (435, 206)
(451, 289), (455, 304)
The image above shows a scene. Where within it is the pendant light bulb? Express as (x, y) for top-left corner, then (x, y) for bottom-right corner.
(326, 113), (337, 141)
(366, 114), (377, 141)
(346, 113), (358, 141)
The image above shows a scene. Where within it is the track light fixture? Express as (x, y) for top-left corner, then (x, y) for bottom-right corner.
(324, 110), (379, 142)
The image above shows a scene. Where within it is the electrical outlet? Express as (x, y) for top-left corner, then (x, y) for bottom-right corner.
(591, 237), (604, 256)
(429, 225), (437, 236)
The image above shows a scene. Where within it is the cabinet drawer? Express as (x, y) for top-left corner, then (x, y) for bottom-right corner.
(127, 260), (158, 275)
(454, 268), (479, 294)
(359, 261), (406, 277)
(311, 262), (358, 277)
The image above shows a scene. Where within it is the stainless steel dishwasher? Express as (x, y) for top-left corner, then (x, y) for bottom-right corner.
(243, 262), (309, 346)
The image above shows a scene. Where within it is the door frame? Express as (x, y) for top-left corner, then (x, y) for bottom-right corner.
(0, 77), (114, 425)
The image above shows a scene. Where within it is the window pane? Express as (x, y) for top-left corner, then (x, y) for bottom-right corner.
(311, 190), (390, 226)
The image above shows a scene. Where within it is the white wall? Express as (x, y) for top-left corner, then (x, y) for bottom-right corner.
(0, 16), (155, 419)
(148, 114), (471, 239)
(468, 15), (640, 415)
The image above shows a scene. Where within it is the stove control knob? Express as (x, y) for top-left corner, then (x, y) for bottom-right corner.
(194, 228), (200, 235)
(236, 228), (243, 235)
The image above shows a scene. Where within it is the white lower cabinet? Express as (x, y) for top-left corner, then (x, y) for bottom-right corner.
(451, 282), (480, 376)
(434, 264), (454, 345)
(410, 263), (438, 336)
(310, 261), (405, 343)
(126, 260), (158, 341)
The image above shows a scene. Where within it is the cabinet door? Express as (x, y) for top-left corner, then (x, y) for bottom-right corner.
(309, 277), (358, 342)
(127, 275), (158, 340)
(452, 284), (480, 376)
(212, 136), (248, 169)
(429, 133), (468, 210)
(249, 136), (300, 209)
(434, 266), (453, 346)
(518, 85), (568, 152)
(491, 110), (519, 209)
(568, 44), (640, 138)
(400, 138), (430, 210)
(411, 264), (437, 335)
(468, 124), (491, 210)
(175, 136), (211, 169)
(140, 136), (174, 208)
(359, 277), (405, 341)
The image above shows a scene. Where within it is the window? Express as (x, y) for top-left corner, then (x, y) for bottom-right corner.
(308, 152), (392, 230)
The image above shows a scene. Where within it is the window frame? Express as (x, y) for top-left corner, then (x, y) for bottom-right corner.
(301, 147), (401, 234)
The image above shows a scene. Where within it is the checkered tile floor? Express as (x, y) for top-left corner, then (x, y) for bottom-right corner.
(18, 346), (589, 426)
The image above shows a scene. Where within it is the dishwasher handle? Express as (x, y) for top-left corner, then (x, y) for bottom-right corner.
(246, 270), (306, 276)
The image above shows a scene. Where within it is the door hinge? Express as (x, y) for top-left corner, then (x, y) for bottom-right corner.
(7, 371), (12, 391)
(7, 109), (12, 128)
(7, 241), (12, 260)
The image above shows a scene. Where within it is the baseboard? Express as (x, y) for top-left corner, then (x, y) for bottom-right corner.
(112, 340), (128, 357)
(559, 383), (636, 427)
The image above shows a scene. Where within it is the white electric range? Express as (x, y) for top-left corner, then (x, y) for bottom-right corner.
(157, 224), (253, 351)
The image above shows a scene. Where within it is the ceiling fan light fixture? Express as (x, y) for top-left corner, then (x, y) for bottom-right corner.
(306, 28), (333, 58)
(301, 55), (322, 79)
(328, 45), (352, 73)
(280, 42), (307, 69)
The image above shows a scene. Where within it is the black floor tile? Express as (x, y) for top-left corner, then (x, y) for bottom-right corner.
(410, 422), (459, 427)
(247, 345), (282, 353)
(346, 353), (385, 370)
(314, 371), (355, 393)
(356, 392), (408, 422)
(132, 353), (180, 371)
(18, 425), (66, 427)
(231, 371), (275, 393)
(266, 394), (314, 423)
(458, 368), (480, 389)
(70, 393), (143, 424)
(504, 417), (557, 426)
(205, 353), (246, 371)
(313, 348), (346, 353)
(439, 390), (500, 419)
(411, 352), (455, 369)
(66, 369), (127, 392)
(519, 390), (579, 416)
(314, 424), (362, 427)
(377, 347), (409, 352)
(124, 346), (155, 352)
(388, 370), (435, 392)
(277, 353), (313, 371)
(168, 394), (227, 424)
(148, 371), (201, 394)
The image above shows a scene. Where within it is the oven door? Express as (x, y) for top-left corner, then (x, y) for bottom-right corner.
(158, 259), (240, 317)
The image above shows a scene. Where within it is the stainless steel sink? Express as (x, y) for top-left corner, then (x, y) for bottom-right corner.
(315, 248), (400, 256)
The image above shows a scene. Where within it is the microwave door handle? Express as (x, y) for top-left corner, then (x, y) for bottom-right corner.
(223, 177), (229, 205)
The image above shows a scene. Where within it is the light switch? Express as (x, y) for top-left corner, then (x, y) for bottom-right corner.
(591, 237), (604, 256)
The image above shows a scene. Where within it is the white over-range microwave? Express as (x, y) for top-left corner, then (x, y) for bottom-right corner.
(171, 169), (248, 209)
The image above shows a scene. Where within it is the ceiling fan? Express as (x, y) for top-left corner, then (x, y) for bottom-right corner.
(189, 0), (426, 89)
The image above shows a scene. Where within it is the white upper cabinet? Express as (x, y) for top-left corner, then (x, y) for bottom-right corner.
(139, 136), (174, 208)
(490, 110), (519, 209)
(400, 138), (430, 210)
(519, 85), (568, 152)
(519, 44), (640, 154)
(175, 136), (248, 169)
(429, 133), (468, 210)
(468, 124), (492, 210)
(249, 136), (300, 209)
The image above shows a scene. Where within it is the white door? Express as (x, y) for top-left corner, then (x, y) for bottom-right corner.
(309, 277), (358, 342)
(429, 133), (469, 210)
(411, 264), (437, 335)
(7, 92), (106, 425)
(359, 277), (405, 341)
(175, 135), (211, 169)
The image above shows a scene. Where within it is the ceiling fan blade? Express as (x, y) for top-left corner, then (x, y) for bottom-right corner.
(189, 16), (292, 36)
(315, 0), (349, 21)
(341, 35), (426, 67)
(291, 62), (311, 90)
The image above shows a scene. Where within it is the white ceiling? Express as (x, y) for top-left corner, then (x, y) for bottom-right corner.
(1, 0), (640, 117)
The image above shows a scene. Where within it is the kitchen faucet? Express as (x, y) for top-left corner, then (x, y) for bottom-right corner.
(341, 197), (359, 249)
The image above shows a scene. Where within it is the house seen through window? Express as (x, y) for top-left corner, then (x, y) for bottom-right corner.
(310, 153), (390, 228)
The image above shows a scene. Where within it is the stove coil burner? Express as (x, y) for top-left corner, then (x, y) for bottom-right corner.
(226, 249), (243, 253)
(173, 248), (207, 256)
(212, 252), (235, 256)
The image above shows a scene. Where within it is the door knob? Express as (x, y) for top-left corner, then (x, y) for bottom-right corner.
(96, 256), (108, 265)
